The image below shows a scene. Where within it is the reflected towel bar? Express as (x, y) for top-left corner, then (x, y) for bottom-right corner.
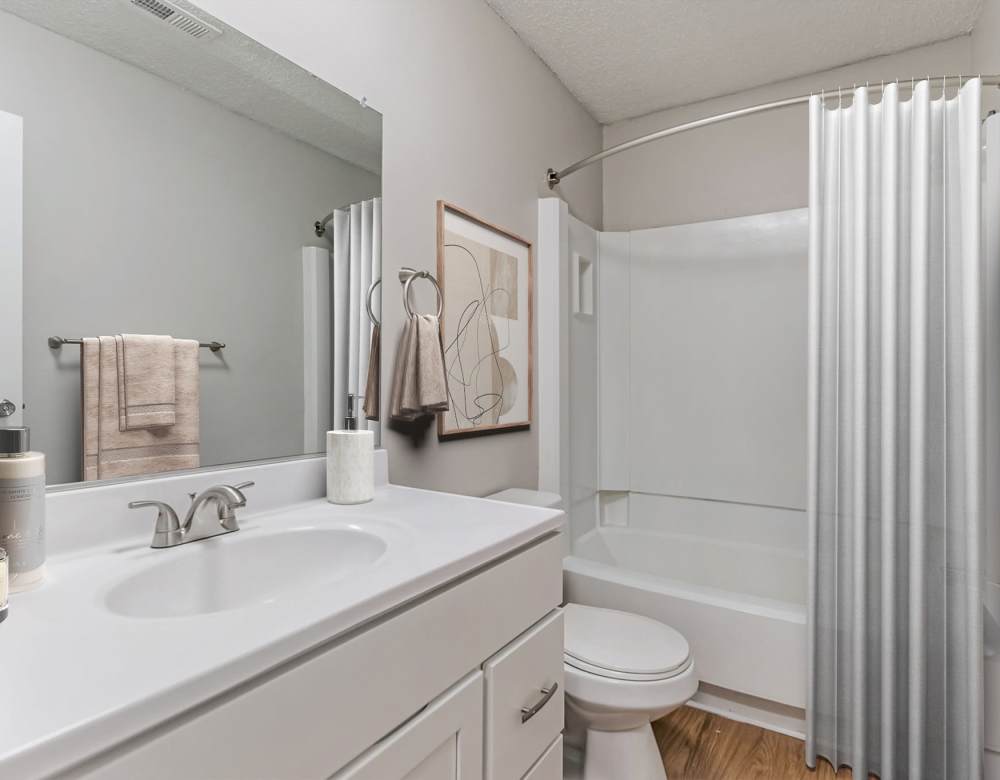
(48, 337), (226, 352)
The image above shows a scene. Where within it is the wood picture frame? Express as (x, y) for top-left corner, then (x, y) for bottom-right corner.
(436, 200), (533, 440)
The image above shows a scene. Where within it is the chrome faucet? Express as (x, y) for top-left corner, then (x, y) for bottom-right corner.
(128, 481), (254, 549)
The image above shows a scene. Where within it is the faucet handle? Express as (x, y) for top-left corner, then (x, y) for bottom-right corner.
(128, 500), (182, 548)
(214, 482), (254, 533)
(224, 481), (254, 505)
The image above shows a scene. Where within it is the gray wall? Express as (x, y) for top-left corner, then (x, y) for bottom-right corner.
(0, 11), (379, 484)
(602, 36), (971, 231)
(194, 0), (604, 497)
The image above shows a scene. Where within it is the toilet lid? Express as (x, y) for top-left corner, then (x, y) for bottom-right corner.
(563, 604), (691, 679)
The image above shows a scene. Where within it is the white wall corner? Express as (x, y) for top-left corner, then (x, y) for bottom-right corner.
(302, 246), (332, 453)
(537, 197), (568, 497)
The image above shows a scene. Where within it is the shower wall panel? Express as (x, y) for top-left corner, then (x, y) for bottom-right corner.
(625, 209), (808, 510)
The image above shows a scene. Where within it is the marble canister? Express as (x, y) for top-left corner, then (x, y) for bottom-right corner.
(326, 430), (374, 504)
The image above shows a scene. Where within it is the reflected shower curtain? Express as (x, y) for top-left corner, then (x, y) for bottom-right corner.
(331, 197), (381, 434)
(806, 80), (985, 778)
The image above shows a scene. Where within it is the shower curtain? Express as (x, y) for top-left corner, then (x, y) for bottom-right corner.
(331, 197), (381, 433)
(806, 80), (986, 778)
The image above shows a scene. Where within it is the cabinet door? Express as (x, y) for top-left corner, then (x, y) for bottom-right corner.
(333, 671), (483, 780)
(522, 737), (562, 780)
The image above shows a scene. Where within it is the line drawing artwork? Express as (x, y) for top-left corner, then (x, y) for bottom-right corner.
(441, 238), (517, 431)
(437, 202), (532, 440)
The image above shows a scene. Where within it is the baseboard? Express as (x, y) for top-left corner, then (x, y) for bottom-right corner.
(689, 683), (806, 739)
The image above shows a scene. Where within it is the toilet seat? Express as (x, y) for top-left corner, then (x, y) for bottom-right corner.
(563, 604), (691, 682)
(564, 653), (692, 682)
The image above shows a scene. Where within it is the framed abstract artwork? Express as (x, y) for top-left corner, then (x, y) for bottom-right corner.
(436, 201), (533, 439)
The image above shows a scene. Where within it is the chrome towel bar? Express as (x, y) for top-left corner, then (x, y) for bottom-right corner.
(48, 336), (226, 352)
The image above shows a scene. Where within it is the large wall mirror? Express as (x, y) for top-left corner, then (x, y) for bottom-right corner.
(0, 0), (381, 487)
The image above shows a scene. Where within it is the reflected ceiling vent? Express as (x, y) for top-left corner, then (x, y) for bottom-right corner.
(129, 0), (221, 40)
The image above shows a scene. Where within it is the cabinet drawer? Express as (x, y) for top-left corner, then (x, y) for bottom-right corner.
(522, 737), (562, 780)
(484, 609), (564, 780)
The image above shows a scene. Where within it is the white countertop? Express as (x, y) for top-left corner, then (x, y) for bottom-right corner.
(1, 481), (562, 778)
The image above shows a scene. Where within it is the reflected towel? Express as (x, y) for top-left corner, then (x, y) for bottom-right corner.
(363, 323), (380, 421)
(390, 315), (449, 421)
(115, 334), (176, 430)
(82, 337), (200, 481)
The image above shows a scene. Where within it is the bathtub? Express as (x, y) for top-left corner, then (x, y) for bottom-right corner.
(563, 525), (808, 716)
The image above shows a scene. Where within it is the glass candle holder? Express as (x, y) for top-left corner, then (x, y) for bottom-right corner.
(0, 547), (8, 623)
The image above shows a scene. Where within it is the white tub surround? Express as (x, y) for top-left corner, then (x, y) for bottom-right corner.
(538, 200), (812, 734)
(0, 452), (565, 779)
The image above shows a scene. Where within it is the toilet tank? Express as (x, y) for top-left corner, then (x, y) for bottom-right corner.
(486, 489), (563, 510)
(486, 489), (567, 556)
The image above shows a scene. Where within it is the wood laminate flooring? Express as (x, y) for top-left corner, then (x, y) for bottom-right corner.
(653, 707), (871, 779)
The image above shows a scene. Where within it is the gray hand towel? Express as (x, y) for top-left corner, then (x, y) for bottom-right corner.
(363, 324), (380, 421)
(115, 334), (176, 430)
(390, 315), (449, 421)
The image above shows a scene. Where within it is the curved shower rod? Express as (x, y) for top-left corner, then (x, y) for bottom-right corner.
(546, 74), (1000, 188)
(314, 212), (336, 238)
(314, 200), (361, 237)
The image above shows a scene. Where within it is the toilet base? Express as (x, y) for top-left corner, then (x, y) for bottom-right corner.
(583, 722), (667, 780)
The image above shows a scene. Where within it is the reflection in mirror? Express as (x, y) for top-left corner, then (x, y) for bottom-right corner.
(0, 0), (382, 487)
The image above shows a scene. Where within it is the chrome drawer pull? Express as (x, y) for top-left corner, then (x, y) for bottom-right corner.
(520, 683), (558, 724)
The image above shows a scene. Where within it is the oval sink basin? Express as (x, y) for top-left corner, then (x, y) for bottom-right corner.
(105, 527), (386, 619)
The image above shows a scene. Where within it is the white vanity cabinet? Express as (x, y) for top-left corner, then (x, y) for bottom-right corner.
(76, 533), (563, 780)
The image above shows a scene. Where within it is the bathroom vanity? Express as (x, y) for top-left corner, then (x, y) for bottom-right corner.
(0, 454), (565, 779)
(0, 4), (564, 777)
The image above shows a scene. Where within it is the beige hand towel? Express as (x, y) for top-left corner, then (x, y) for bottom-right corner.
(363, 323), (380, 421)
(115, 334), (176, 430)
(390, 315), (449, 421)
(82, 337), (200, 481)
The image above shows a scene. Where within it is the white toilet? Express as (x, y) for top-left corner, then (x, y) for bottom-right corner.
(563, 603), (698, 780)
(486, 489), (699, 780)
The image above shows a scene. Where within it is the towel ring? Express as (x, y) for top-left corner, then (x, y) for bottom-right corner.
(399, 267), (443, 319)
(366, 278), (382, 326)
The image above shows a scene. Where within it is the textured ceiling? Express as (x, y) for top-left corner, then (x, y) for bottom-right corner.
(0, 0), (381, 173)
(486, 0), (984, 124)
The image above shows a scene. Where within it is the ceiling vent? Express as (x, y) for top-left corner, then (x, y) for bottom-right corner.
(129, 0), (221, 40)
